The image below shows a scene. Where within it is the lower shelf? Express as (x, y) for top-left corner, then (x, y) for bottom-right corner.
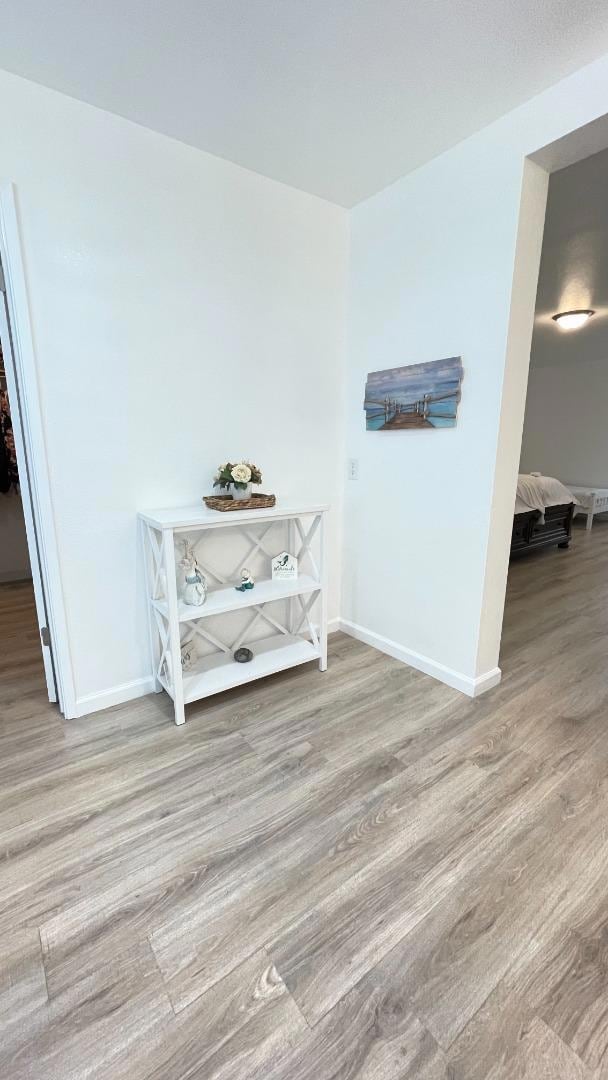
(182, 633), (320, 703)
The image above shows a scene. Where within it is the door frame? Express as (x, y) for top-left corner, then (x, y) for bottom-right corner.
(483, 111), (608, 677)
(0, 181), (76, 717)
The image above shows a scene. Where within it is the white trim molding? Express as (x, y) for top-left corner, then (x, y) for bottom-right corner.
(73, 676), (158, 718)
(73, 617), (343, 719)
(0, 182), (77, 717)
(338, 618), (501, 698)
(70, 612), (497, 721)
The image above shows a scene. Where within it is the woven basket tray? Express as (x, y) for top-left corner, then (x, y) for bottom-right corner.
(203, 493), (276, 512)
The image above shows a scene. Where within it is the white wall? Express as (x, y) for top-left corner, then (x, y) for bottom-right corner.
(0, 69), (348, 713)
(4, 50), (608, 712)
(527, 145), (608, 369)
(0, 493), (31, 581)
(343, 53), (608, 691)
(520, 147), (608, 487)
(521, 358), (608, 486)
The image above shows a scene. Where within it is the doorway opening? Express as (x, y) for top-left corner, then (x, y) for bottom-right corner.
(0, 183), (74, 717)
(0, 345), (31, 582)
(496, 121), (608, 686)
(0, 263), (58, 707)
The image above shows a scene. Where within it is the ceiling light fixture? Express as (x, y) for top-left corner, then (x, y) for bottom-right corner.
(551, 309), (595, 331)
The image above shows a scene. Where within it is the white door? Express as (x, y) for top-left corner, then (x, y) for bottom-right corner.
(0, 280), (58, 703)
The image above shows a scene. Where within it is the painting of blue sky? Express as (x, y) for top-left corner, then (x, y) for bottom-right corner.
(364, 356), (463, 430)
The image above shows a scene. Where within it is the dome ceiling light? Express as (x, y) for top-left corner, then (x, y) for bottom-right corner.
(551, 309), (595, 331)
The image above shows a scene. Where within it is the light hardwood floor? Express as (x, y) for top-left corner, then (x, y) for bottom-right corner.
(1, 521), (608, 1078)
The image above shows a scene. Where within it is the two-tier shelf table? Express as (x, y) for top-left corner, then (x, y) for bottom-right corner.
(138, 502), (329, 725)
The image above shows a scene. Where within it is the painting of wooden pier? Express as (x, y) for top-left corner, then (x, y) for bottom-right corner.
(364, 356), (463, 431)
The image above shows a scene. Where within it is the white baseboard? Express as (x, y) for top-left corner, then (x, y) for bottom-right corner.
(72, 614), (495, 719)
(338, 618), (501, 698)
(72, 676), (156, 718)
(471, 666), (503, 696)
(72, 622), (342, 718)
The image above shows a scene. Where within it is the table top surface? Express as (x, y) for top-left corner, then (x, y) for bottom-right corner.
(139, 501), (329, 530)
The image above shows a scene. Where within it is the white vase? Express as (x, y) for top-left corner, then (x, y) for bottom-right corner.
(231, 483), (252, 501)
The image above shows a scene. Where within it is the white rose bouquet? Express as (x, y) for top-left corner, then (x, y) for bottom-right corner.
(213, 461), (262, 492)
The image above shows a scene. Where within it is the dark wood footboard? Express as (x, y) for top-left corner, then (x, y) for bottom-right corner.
(510, 502), (574, 558)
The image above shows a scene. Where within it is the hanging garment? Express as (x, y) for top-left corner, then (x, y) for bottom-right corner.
(0, 387), (19, 493)
(0, 422), (9, 493)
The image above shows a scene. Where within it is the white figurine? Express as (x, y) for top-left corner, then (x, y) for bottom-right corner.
(179, 541), (207, 606)
(235, 567), (255, 592)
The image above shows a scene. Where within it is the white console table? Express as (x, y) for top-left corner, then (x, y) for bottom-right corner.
(138, 502), (329, 725)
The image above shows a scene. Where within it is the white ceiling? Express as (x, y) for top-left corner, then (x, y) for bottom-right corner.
(532, 145), (608, 368)
(2, 1), (608, 206)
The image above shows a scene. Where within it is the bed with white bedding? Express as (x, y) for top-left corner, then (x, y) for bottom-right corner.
(511, 473), (577, 557)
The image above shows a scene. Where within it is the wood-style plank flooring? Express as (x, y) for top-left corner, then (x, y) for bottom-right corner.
(2, 521), (608, 1078)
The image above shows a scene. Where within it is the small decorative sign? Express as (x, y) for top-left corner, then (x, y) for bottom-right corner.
(272, 551), (298, 581)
